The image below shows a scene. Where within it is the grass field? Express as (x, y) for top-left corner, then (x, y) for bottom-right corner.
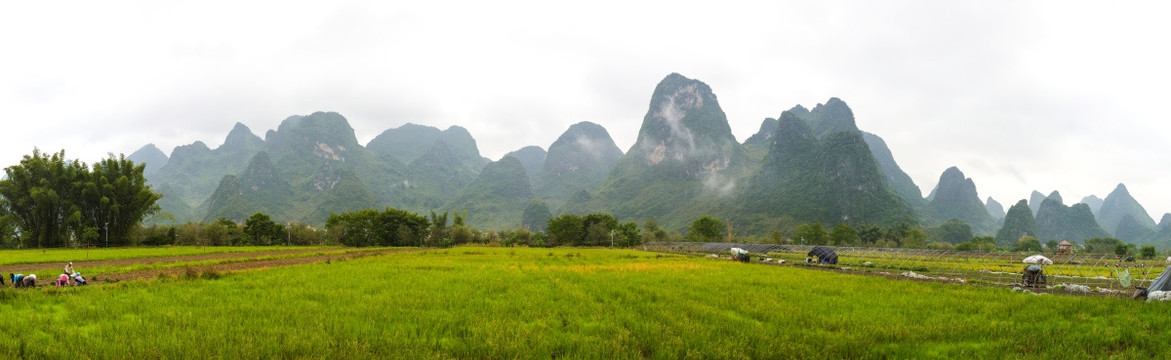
(3, 246), (1171, 359)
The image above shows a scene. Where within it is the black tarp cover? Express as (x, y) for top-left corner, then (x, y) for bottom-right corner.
(807, 246), (838, 264)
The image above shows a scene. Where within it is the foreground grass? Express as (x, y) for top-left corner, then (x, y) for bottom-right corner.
(0, 246), (339, 266)
(2, 247), (1169, 359)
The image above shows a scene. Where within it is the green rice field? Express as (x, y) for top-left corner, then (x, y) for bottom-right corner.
(3, 246), (1170, 359)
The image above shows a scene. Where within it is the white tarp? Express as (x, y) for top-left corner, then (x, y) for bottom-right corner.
(1023, 255), (1053, 265)
(730, 248), (748, 256)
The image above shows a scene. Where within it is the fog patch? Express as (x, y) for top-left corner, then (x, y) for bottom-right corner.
(702, 171), (736, 197)
(574, 135), (605, 161)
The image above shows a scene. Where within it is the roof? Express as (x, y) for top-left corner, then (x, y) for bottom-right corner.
(1058, 240), (1072, 246)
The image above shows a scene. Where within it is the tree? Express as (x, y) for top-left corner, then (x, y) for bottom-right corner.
(615, 222), (642, 247)
(642, 218), (668, 243)
(901, 228), (927, 248)
(286, 222), (321, 245)
(794, 222), (828, 245)
(955, 236), (996, 252)
(546, 214), (584, 247)
(0, 149), (160, 248)
(1084, 238), (1124, 254)
(325, 207), (429, 247)
(0, 149), (85, 248)
(1045, 240), (1059, 252)
(583, 213), (619, 246)
(429, 211), (449, 247)
(858, 225), (883, 246)
(243, 212), (283, 245)
(687, 215), (726, 242)
(1141, 245), (1157, 260)
(80, 154), (162, 246)
(937, 219), (973, 244)
(1115, 243), (1129, 257)
(1013, 235), (1042, 253)
(586, 222), (611, 246)
(829, 223), (858, 246)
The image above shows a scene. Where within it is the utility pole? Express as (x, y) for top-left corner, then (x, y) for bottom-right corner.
(104, 221), (109, 248)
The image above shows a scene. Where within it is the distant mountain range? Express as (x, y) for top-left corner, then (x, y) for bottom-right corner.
(126, 73), (1171, 248)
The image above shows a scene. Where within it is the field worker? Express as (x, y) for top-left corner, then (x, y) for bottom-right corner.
(21, 274), (36, 288)
(72, 272), (87, 286)
(56, 273), (69, 287)
(64, 262), (74, 283)
(10, 273), (21, 288)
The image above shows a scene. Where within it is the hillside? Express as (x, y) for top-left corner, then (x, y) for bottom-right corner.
(925, 167), (998, 235)
(580, 73), (752, 229)
(533, 121), (623, 207)
(1034, 192), (1108, 243)
(1098, 183), (1156, 240)
(442, 156), (534, 229)
(738, 105), (914, 231)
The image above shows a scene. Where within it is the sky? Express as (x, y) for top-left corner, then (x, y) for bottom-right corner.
(2, 1), (1170, 221)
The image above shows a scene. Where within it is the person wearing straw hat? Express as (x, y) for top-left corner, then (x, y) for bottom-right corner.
(64, 262), (74, 285)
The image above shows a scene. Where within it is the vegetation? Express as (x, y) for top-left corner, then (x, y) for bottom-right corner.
(1035, 195), (1108, 243)
(996, 200), (1037, 248)
(740, 109), (915, 231)
(687, 215), (726, 242)
(545, 213), (641, 247)
(926, 167), (998, 235)
(0, 150), (161, 248)
(532, 122), (623, 203)
(4, 247), (1171, 358)
(325, 208), (429, 247)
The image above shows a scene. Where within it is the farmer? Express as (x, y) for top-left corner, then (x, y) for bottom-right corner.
(56, 273), (69, 287)
(11, 273), (35, 288)
(64, 262), (74, 284)
(72, 272), (87, 286)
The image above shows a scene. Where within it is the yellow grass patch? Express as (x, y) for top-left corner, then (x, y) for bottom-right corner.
(538, 262), (712, 274)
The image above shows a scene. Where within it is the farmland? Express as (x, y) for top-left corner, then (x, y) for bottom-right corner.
(3, 246), (1171, 359)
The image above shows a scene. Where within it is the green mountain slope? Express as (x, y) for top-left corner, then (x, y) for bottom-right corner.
(739, 109), (914, 232)
(582, 73), (752, 229)
(504, 146), (546, 177)
(128, 144), (169, 179)
(986, 197), (1006, 221)
(534, 122), (623, 206)
(442, 157), (534, 229)
(1080, 195), (1104, 217)
(388, 141), (479, 210)
(366, 123), (489, 172)
(1034, 192), (1109, 243)
(151, 123), (266, 219)
(862, 132), (928, 213)
(200, 152), (294, 222)
(926, 167), (998, 235)
(995, 200), (1037, 248)
(1098, 183), (1156, 238)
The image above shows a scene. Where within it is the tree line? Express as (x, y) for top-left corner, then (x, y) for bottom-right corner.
(0, 149), (160, 248)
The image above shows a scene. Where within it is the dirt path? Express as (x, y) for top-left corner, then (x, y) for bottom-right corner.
(3, 248), (419, 285)
(90, 248), (417, 284)
(2, 248), (353, 274)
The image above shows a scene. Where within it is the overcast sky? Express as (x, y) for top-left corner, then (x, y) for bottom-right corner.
(3, 1), (1169, 221)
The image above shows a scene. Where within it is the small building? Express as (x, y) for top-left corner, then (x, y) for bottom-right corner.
(1057, 240), (1072, 255)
